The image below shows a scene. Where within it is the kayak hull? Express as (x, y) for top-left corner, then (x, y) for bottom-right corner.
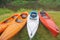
(39, 11), (59, 37)
(0, 12), (28, 40)
(27, 12), (39, 39)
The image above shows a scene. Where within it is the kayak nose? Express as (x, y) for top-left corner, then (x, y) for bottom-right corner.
(29, 33), (34, 39)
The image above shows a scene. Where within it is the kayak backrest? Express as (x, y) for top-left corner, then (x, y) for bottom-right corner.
(30, 12), (37, 18)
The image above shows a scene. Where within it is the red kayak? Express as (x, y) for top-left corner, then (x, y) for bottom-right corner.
(39, 11), (59, 37)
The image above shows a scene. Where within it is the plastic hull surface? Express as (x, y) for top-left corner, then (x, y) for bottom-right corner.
(39, 11), (59, 37)
(0, 12), (28, 40)
(27, 13), (39, 39)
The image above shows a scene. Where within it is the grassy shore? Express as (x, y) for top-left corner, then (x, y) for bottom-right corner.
(0, 8), (60, 40)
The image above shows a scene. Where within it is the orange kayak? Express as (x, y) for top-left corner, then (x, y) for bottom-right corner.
(39, 11), (59, 37)
(0, 12), (28, 40)
(0, 14), (19, 33)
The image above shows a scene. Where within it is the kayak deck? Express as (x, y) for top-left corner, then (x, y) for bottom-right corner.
(0, 12), (28, 40)
(27, 11), (39, 39)
(39, 11), (59, 37)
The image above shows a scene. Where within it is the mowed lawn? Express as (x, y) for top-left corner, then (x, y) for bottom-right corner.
(0, 8), (60, 40)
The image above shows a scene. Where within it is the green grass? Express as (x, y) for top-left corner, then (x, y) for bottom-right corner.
(0, 8), (14, 15)
(0, 8), (60, 40)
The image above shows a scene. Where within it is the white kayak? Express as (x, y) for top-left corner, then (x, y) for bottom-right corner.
(27, 11), (39, 39)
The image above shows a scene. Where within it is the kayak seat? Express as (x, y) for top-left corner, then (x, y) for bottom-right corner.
(30, 12), (37, 18)
(21, 14), (27, 19)
(15, 18), (22, 23)
(40, 11), (48, 19)
(40, 11), (46, 16)
(2, 16), (17, 23)
(3, 20), (10, 23)
(11, 16), (17, 19)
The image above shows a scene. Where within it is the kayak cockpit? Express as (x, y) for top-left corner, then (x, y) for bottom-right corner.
(30, 11), (37, 20)
(40, 11), (50, 19)
(20, 13), (28, 19)
(2, 15), (18, 24)
(15, 13), (28, 23)
(15, 18), (23, 23)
